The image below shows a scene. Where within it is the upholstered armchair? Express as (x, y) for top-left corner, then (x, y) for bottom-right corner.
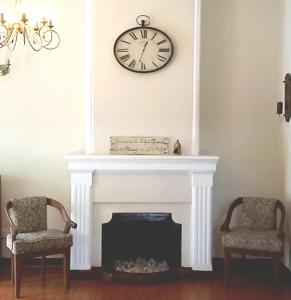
(5, 196), (77, 298)
(220, 197), (285, 285)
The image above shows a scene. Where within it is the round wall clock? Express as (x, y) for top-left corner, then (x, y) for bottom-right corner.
(113, 15), (174, 73)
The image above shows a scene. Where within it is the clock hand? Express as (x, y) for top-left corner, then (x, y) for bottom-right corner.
(139, 41), (148, 62)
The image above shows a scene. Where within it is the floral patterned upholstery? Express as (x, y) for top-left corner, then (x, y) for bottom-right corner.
(6, 196), (73, 255)
(221, 197), (283, 252)
(221, 228), (283, 252)
(10, 197), (47, 233)
(240, 197), (276, 230)
(7, 229), (73, 255)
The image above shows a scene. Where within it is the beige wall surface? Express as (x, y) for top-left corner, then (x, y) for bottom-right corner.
(93, 0), (194, 154)
(281, 0), (291, 268)
(0, 0), (289, 262)
(0, 0), (84, 256)
(200, 0), (284, 256)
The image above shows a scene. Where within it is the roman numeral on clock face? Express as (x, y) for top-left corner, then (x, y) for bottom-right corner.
(129, 32), (137, 40)
(128, 60), (136, 69)
(157, 39), (166, 45)
(120, 54), (130, 62)
(121, 40), (131, 44)
(140, 29), (147, 39)
(141, 62), (146, 71)
(158, 48), (170, 53)
(152, 61), (158, 68)
(158, 55), (167, 62)
(117, 49), (128, 53)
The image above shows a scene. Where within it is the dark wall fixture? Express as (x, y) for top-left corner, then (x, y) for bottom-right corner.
(277, 73), (291, 122)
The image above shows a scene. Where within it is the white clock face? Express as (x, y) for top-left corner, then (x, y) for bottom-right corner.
(114, 26), (174, 73)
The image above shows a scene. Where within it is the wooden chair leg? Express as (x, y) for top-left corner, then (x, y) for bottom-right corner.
(14, 255), (21, 298)
(41, 256), (46, 280)
(224, 248), (231, 287)
(11, 253), (14, 285)
(63, 249), (70, 289)
(273, 254), (281, 286)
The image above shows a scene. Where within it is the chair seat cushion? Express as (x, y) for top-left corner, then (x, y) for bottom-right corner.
(221, 227), (283, 252)
(7, 229), (73, 255)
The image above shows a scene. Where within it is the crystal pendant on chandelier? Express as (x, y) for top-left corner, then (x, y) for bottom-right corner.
(0, 12), (60, 51)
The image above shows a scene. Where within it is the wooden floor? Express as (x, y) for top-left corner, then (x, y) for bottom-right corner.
(0, 262), (291, 300)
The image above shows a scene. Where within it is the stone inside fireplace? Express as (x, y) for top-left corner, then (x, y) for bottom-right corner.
(102, 213), (181, 273)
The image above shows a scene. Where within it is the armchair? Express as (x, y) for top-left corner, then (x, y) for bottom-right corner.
(5, 196), (77, 298)
(221, 197), (285, 285)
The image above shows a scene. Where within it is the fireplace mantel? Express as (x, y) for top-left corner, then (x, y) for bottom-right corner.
(65, 154), (218, 172)
(65, 154), (219, 271)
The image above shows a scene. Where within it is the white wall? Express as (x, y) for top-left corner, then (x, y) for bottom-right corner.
(93, 0), (194, 154)
(0, 0), (84, 255)
(200, 0), (284, 256)
(281, 0), (291, 268)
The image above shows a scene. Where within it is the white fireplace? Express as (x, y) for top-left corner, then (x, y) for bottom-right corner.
(65, 154), (218, 271)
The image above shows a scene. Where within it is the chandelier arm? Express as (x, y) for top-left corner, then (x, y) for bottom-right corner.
(39, 26), (52, 44)
(25, 24), (42, 51)
(0, 24), (8, 37)
(8, 32), (18, 51)
(0, 24), (10, 46)
(42, 30), (60, 50)
(0, 23), (19, 50)
(0, 38), (6, 47)
(26, 33), (42, 51)
(23, 28), (26, 45)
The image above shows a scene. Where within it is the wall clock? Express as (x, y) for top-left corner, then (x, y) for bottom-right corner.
(113, 15), (174, 73)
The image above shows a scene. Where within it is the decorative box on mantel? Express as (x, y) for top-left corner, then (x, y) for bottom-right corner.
(65, 154), (219, 271)
(110, 136), (169, 155)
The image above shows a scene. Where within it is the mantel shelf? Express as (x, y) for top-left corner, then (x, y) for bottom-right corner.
(65, 154), (219, 173)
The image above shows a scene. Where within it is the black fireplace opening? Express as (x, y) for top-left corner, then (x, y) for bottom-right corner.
(102, 213), (181, 273)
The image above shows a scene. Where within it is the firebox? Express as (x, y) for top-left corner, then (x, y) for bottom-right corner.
(102, 213), (181, 273)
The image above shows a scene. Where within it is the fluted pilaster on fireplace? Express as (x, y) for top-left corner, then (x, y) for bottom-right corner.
(191, 173), (213, 271)
(70, 172), (93, 270)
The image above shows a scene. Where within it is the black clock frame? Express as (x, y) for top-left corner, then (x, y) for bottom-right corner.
(113, 26), (174, 74)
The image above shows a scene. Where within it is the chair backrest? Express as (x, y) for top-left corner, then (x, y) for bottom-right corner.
(9, 196), (47, 233)
(239, 197), (277, 230)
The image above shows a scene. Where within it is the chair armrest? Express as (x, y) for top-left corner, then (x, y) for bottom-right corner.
(5, 201), (19, 241)
(47, 198), (77, 234)
(276, 200), (285, 238)
(220, 197), (243, 232)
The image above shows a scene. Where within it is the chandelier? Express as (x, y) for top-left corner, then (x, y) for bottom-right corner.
(0, 12), (60, 51)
